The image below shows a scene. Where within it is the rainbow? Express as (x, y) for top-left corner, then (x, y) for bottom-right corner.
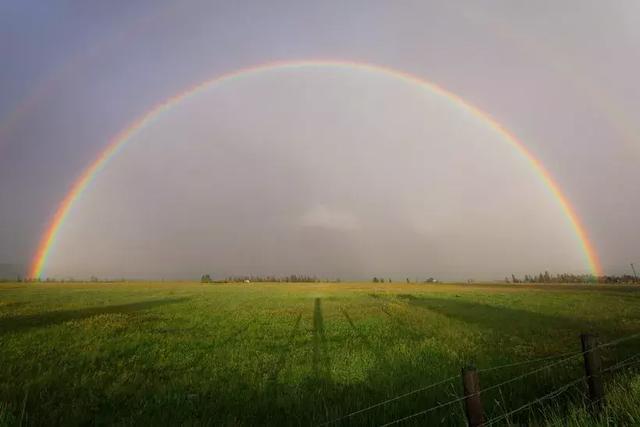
(28, 59), (603, 278)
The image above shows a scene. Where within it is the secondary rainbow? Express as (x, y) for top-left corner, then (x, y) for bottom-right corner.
(29, 59), (603, 278)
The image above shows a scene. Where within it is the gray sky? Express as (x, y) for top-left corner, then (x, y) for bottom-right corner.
(1, 1), (638, 280)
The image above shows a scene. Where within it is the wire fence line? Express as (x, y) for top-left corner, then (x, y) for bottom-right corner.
(375, 352), (584, 427)
(481, 350), (640, 427)
(603, 352), (640, 374)
(476, 351), (585, 397)
(485, 350), (640, 427)
(318, 331), (640, 426)
(378, 393), (468, 427)
(483, 377), (586, 427)
(317, 374), (459, 426)
(477, 350), (578, 374)
(615, 358), (640, 371)
(344, 350), (640, 427)
(474, 329), (640, 376)
(319, 351), (589, 426)
(598, 331), (640, 349)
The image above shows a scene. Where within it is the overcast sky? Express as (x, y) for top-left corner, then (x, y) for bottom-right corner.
(1, 1), (638, 280)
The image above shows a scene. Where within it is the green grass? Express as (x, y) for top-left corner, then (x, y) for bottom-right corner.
(538, 371), (640, 426)
(1, 282), (639, 426)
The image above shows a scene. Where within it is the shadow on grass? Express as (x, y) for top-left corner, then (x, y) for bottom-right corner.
(395, 294), (640, 360)
(0, 298), (189, 335)
(396, 294), (592, 336)
(0, 301), (28, 310)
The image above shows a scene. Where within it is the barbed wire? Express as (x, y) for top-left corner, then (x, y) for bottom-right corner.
(599, 332), (640, 349)
(478, 352), (583, 396)
(378, 393), (468, 427)
(377, 354), (582, 427)
(603, 353), (640, 374)
(484, 346), (640, 426)
(483, 377), (585, 426)
(319, 351), (587, 425)
(615, 359), (640, 370)
(479, 332), (640, 397)
(319, 331), (640, 426)
(477, 350), (579, 374)
(317, 374), (459, 426)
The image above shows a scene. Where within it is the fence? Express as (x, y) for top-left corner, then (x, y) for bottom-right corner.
(320, 332), (640, 426)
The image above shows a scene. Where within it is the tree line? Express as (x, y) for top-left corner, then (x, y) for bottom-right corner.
(507, 271), (639, 284)
(201, 274), (337, 283)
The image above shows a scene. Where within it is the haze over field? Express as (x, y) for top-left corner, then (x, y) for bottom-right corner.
(48, 69), (585, 280)
(1, 1), (639, 279)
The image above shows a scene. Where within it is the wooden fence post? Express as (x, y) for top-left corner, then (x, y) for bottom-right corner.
(462, 366), (485, 427)
(580, 333), (605, 408)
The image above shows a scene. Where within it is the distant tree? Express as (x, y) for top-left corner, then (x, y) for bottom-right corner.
(504, 276), (510, 283)
(201, 274), (212, 283)
(372, 277), (379, 283)
(406, 278), (410, 283)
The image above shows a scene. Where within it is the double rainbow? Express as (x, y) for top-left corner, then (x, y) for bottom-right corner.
(29, 59), (602, 278)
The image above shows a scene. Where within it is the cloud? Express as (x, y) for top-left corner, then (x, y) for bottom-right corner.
(298, 205), (360, 231)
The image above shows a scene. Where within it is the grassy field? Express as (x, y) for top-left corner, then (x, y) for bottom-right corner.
(1, 282), (639, 426)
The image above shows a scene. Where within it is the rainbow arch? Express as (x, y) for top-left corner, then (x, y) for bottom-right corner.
(29, 59), (603, 278)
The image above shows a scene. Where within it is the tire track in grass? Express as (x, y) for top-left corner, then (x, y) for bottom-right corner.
(217, 319), (255, 347)
(341, 308), (388, 365)
(267, 313), (303, 385)
(199, 297), (269, 347)
(313, 298), (331, 381)
(370, 295), (425, 341)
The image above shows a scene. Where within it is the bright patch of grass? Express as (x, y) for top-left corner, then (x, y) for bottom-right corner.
(538, 371), (640, 426)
